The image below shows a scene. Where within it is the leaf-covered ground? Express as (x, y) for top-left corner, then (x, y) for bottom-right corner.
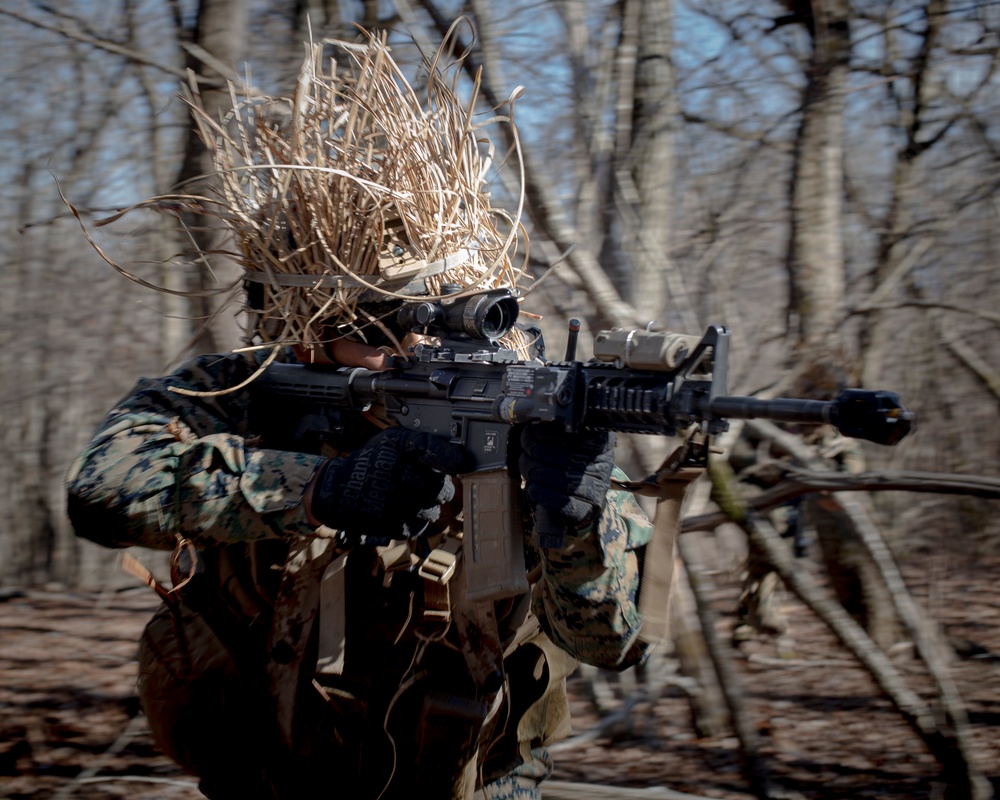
(1, 552), (998, 799)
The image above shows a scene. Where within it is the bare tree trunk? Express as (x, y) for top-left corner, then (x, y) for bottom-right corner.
(624, 0), (734, 744)
(295, 0), (343, 29)
(629, 0), (697, 333)
(774, 1), (900, 650)
(785, 0), (850, 348)
(668, 554), (731, 738)
(175, 0), (250, 357)
(678, 538), (770, 799)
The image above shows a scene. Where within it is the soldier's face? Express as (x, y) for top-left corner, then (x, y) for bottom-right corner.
(290, 338), (393, 369)
(290, 332), (430, 369)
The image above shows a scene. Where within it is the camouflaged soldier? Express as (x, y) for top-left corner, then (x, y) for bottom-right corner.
(728, 358), (866, 644)
(65, 31), (657, 800)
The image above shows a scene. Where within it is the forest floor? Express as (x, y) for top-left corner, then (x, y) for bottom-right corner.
(1, 550), (998, 800)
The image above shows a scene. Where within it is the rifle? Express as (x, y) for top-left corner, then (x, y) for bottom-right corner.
(254, 288), (914, 625)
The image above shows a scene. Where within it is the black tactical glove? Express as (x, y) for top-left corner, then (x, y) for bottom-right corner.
(519, 423), (616, 538)
(311, 428), (468, 545)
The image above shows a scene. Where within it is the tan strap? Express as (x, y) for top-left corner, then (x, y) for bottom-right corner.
(118, 536), (202, 607)
(315, 552), (350, 676)
(118, 552), (172, 602)
(419, 535), (463, 622)
(615, 445), (705, 645)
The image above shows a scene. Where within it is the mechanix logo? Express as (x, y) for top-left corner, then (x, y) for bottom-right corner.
(483, 430), (499, 454)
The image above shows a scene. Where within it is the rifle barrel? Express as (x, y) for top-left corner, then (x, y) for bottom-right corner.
(707, 396), (836, 426)
(707, 389), (914, 446)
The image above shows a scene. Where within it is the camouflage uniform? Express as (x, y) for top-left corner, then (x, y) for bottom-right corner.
(728, 422), (867, 643)
(67, 352), (653, 799)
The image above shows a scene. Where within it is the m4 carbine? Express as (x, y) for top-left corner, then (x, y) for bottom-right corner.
(255, 288), (914, 611)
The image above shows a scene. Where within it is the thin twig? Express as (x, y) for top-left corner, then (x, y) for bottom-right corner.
(51, 716), (147, 799)
(0, 7), (229, 87)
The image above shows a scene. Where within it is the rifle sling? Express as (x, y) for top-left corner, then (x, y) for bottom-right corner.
(616, 456), (704, 645)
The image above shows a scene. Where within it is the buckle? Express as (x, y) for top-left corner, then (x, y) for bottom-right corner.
(419, 536), (463, 623)
(418, 536), (462, 584)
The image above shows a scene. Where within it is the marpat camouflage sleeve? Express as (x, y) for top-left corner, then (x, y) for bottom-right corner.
(66, 354), (324, 550)
(531, 468), (653, 671)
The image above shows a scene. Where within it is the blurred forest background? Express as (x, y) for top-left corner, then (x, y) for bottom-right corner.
(2, 1), (1000, 797)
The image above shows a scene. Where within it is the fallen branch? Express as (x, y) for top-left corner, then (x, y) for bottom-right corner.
(51, 716), (146, 799)
(548, 689), (647, 751)
(542, 780), (717, 799)
(682, 468), (1000, 533)
(75, 776), (199, 789)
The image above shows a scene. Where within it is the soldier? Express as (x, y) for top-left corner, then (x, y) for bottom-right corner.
(728, 357), (869, 645)
(66, 31), (658, 800)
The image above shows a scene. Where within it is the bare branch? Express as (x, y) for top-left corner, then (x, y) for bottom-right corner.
(850, 298), (1000, 327)
(852, 237), (933, 312)
(682, 467), (1000, 533)
(943, 329), (1000, 401)
(410, 0), (642, 329)
(541, 780), (716, 800)
(0, 6), (226, 87)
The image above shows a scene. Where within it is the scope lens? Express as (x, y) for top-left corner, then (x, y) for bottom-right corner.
(478, 299), (515, 338)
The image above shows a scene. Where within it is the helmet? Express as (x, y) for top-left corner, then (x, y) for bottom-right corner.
(790, 348), (856, 401)
(197, 28), (527, 358)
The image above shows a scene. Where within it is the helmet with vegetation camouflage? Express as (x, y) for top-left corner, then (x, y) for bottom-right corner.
(192, 27), (527, 359)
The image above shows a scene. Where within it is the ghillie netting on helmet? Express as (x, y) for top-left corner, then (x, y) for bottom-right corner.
(67, 25), (531, 365)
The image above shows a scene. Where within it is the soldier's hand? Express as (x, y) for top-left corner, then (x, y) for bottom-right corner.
(520, 423), (616, 532)
(311, 428), (468, 544)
